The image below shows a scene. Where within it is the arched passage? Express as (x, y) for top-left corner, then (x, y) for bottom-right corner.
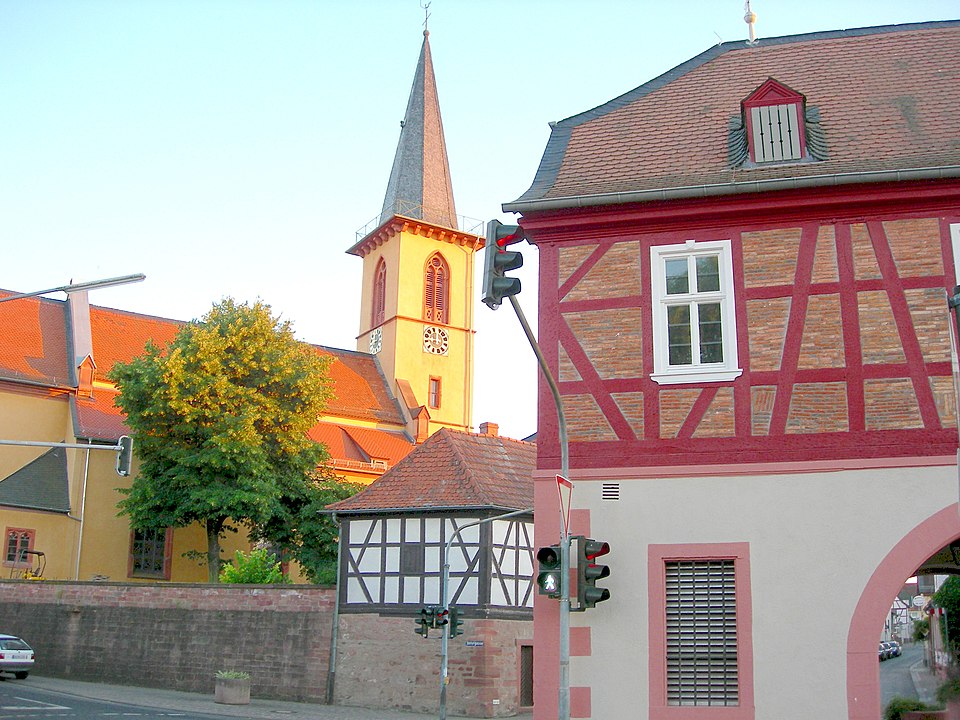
(847, 503), (960, 719)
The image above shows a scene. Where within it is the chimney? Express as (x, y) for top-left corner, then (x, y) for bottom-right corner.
(479, 422), (499, 437)
(67, 290), (96, 397)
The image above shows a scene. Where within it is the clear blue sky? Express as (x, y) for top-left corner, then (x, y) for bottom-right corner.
(1, 1), (956, 440)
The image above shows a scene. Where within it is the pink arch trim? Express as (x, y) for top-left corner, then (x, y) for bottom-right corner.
(847, 503), (960, 719)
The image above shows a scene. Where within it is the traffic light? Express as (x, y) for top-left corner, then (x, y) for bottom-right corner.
(435, 606), (450, 629)
(536, 545), (562, 598)
(116, 435), (134, 477)
(449, 605), (464, 638)
(415, 606), (431, 638)
(575, 536), (611, 610)
(481, 219), (524, 310)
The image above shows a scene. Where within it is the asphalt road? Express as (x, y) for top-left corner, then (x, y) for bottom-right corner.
(880, 643), (925, 708)
(0, 678), (222, 720)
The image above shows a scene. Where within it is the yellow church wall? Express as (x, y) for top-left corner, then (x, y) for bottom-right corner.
(354, 225), (477, 432)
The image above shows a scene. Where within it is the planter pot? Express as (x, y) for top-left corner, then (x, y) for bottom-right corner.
(215, 677), (251, 705)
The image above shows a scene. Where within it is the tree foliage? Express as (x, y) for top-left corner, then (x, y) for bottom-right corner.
(934, 575), (960, 661)
(219, 549), (288, 584)
(110, 298), (334, 582)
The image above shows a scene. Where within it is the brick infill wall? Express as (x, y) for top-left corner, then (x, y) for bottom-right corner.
(0, 580), (335, 702)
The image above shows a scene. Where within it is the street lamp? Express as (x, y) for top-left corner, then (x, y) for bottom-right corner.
(0, 273), (146, 303)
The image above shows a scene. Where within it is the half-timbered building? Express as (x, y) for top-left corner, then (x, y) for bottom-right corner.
(503, 20), (960, 720)
(327, 423), (535, 717)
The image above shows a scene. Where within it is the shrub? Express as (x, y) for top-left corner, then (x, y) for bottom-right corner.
(218, 549), (288, 584)
(884, 695), (936, 720)
(938, 675), (960, 705)
(216, 670), (250, 680)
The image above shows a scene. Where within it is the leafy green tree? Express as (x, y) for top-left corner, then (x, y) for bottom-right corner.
(219, 549), (289, 584)
(934, 575), (960, 661)
(110, 298), (333, 582)
(253, 474), (364, 584)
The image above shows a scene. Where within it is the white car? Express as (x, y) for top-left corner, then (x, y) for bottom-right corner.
(0, 635), (34, 679)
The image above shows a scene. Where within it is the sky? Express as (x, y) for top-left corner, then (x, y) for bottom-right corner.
(1, 1), (957, 441)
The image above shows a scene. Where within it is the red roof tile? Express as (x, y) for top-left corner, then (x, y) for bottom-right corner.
(0, 292), (70, 386)
(509, 22), (960, 209)
(327, 429), (535, 513)
(1, 293), (408, 453)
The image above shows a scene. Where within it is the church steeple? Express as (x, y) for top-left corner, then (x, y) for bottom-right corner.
(379, 30), (457, 230)
(348, 28), (482, 440)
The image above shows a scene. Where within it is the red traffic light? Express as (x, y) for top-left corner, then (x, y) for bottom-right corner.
(583, 539), (609, 561)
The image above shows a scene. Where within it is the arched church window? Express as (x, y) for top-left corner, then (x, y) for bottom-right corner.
(424, 253), (449, 324)
(372, 258), (386, 327)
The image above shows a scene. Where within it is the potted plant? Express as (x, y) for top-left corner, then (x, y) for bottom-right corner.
(214, 670), (251, 705)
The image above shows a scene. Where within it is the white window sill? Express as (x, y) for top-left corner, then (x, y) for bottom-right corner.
(651, 368), (743, 385)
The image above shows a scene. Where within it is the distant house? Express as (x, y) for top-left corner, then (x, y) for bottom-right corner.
(504, 20), (960, 720)
(327, 422), (535, 717)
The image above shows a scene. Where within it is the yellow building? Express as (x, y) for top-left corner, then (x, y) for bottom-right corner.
(0, 29), (479, 583)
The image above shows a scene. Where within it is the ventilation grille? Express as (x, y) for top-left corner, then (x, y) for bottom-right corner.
(601, 483), (620, 501)
(665, 559), (738, 706)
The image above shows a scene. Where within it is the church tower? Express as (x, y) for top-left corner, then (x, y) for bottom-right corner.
(348, 29), (482, 439)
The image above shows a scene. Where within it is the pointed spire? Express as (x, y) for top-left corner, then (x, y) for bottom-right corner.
(379, 30), (458, 230)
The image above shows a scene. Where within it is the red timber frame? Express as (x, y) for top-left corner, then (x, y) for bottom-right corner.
(524, 180), (960, 473)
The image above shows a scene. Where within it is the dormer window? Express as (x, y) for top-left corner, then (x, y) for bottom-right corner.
(729, 78), (827, 168)
(743, 79), (806, 164)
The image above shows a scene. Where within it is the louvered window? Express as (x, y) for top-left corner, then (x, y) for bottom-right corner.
(750, 104), (801, 162)
(424, 253), (449, 324)
(372, 259), (386, 327)
(665, 560), (738, 706)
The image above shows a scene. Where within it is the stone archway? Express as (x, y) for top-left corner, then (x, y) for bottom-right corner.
(847, 503), (960, 719)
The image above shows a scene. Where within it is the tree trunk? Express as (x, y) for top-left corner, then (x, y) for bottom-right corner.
(206, 517), (225, 583)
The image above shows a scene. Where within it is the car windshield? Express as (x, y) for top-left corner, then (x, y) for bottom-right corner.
(0, 639), (30, 650)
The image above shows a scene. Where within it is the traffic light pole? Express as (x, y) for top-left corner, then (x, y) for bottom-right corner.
(507, 294), (572, 720)
(439, 507), (533, 720)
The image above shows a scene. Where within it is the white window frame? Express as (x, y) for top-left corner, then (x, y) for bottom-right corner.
(650, 239), (741, 385)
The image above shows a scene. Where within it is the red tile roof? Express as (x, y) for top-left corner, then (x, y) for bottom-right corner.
(309, 422), (413, 467)
(507, 21), (960, 211)
(1, 294), (410, 456)
(0, 292), (70, 386)
(327, 429), (535, 513)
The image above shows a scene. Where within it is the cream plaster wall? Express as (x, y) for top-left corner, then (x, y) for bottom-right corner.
(563, 463), (959, 719)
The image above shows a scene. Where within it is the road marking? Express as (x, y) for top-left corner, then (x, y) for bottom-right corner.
(2, 697), (71, 710)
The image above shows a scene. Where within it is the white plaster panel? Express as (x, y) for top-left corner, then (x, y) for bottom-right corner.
(384, 546), (399, 573)
(346, 577), (368, 604)
(349, 519), (374, 545)
(425, 547), (441, 572)
(404, 520), (420, 542)
(491, 580), (508, 607)
(423, 576), (440, 603)
(356, 547), (381, 573)
(448, 547), (476, 573)
(383, 576), (399, 603)
(458, 576), (479, 604)
(449, 521), (480, 543)
(492, 520), (511, 545)
(424, 518), (441, 543)
(403, 580), (421, 604)
(518, 549), (533, 576)
(385, 518), (400, 543)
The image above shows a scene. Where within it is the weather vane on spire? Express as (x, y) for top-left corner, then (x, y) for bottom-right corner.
(421, 1), (431, 35)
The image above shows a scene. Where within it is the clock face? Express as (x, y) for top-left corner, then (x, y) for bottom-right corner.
(422, 326), (449, 355)
(369, 327), (382, 354)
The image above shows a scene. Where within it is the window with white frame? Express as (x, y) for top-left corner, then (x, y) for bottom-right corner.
(650, 240), (741, 384)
